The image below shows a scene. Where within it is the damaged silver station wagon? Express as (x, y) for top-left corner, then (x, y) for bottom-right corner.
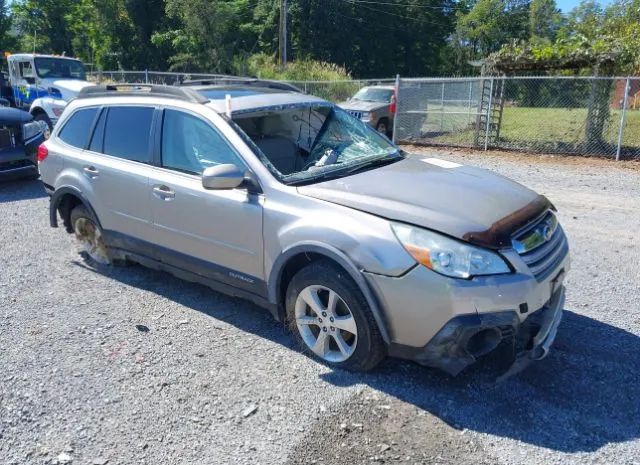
(39, 83), (569, 378)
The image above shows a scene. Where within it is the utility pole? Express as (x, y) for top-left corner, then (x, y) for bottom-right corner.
(279, 0), (288, 69)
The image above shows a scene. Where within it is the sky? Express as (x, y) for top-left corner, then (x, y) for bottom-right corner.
(556, 0), (613, 12)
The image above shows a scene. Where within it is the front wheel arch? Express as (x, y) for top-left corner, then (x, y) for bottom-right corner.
(269, 243), (391, 344)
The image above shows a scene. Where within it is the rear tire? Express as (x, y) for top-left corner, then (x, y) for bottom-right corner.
(285, 260), (386, 371)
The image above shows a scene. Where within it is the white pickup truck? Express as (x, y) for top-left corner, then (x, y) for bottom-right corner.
(0, 53), (94, 134)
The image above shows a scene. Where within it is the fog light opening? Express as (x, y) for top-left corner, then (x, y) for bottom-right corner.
(466, 328), (501, 358)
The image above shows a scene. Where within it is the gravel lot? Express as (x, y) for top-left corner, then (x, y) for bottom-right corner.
(1, 149), (639, 465)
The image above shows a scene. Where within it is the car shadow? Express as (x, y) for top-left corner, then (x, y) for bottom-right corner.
(77, 259), (639, 454)
(0, 177), (47, 203)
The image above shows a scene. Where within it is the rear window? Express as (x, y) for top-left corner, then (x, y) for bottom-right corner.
(58, 107), (98, 149)
(103, 106), (154, 163)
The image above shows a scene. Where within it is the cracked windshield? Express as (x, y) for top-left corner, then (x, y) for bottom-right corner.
(234, 105), (400, 183)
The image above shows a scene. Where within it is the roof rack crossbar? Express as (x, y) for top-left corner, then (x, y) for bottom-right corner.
(77, 84), (209, 104)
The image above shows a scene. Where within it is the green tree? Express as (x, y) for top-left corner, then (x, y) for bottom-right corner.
(529, 0), (562, 41)
(11, 0), (75, 54)
(452, 0), (529, 72)
(0, 0), (17, 52)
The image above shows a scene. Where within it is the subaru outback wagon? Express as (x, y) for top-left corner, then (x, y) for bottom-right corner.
(39, 84), (569, 377)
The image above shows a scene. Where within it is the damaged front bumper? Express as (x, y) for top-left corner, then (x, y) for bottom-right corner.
(385, 284), (565, 377)
(408, 284), (565, 377)
(365, 249), (569, 377)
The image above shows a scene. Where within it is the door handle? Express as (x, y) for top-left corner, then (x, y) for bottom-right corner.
(83, 165), (99, 178)
(152, 185), (175, 200)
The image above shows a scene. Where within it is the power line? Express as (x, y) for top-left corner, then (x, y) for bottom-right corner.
(341, 0), (457, 10)
(342, 0), (611, 17)
(335, 0), (453, 27)
(329, 8), (416, 32)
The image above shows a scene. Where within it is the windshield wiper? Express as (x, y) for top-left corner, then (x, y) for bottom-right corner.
(344, 152), (403, 175)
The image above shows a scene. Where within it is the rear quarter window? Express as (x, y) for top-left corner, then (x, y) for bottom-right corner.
(58, 107), (98, 149)
(103, 106), (154, 163)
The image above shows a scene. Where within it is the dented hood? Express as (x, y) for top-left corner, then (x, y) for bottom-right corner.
(297, 156), (550, 249)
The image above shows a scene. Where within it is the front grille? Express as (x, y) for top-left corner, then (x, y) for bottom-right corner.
(0, 127), (14, 149)
(513, 211), (569, 281)
(348, 110), (363, 119)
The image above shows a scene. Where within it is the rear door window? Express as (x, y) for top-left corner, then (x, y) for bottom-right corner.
(102, 106), (154, 163)
(58, 107), (99, 149)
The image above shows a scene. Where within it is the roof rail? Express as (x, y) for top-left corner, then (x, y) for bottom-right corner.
(180, 78), (303, 94)
(77, 84), (209, 104)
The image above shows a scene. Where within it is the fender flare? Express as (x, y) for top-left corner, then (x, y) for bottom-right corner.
(268, 241), (391, 344)
(30, 97), (66, 119)
(49, 186), (101, 230)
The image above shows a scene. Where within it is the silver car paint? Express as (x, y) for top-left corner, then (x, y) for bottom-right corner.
(298, 157), (542, 242)
(365, 249), (570, 347)
(41, 92), (569, 357)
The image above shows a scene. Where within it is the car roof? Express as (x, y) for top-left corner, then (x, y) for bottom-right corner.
(7, 54), (82, 62)
(205, 90), (327, 114)
(75, 84), (328, 114)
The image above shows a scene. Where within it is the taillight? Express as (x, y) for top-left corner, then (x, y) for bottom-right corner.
(390, 94), (396, 114)
(37, 144), (48, 162)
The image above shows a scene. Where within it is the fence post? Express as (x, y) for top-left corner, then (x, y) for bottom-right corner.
(615, 77), (630, 161)
(145, 69), (149, 84)
(484, 78), (494, 151)
(440, 82), (445, 132)
(392, 74), (400, 144)
(467, 80), (473, 125)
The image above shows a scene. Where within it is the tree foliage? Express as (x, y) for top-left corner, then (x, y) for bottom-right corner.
(2, 0), (640, 78)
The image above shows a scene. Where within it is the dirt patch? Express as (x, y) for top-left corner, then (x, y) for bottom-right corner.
(285, 390), (496, 465)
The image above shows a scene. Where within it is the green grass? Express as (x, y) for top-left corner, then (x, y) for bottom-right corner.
(423, 106), (640, 153)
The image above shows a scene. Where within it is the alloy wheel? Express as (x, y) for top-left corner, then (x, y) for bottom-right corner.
(294, 285), (358, 363)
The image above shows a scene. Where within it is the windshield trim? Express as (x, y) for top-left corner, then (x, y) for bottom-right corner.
(286, 151), (405, 187)
(230, 103), (402, 186)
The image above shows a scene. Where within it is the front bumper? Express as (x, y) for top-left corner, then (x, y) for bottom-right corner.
(364, 248), (569, 376)
(0, 146), (39, 180)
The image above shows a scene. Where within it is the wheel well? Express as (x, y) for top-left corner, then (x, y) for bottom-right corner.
(56, 193), (83, 232)
(278, 252), (342, 310)
(31, 107), (46, 117)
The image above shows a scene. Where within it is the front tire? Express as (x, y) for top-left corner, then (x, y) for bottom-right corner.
(33, 112), (52, 139)
(285, 260), (385, 371)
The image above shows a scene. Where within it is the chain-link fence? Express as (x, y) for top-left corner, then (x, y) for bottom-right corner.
(88, 71), (394, 103)
(395, 76), (640, 160)
(89, 72), (640, 159)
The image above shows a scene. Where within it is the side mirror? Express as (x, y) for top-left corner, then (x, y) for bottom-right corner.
(202, 164), (245, 190)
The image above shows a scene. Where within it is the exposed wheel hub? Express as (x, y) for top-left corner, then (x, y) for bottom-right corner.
(73, 217), (110, 265)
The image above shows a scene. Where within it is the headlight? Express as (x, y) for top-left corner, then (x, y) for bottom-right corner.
(22, 121), (44, 142)
(391, 223), (511, 279)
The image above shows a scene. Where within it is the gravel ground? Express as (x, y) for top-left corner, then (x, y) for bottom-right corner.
(1, 149), (639, 465)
